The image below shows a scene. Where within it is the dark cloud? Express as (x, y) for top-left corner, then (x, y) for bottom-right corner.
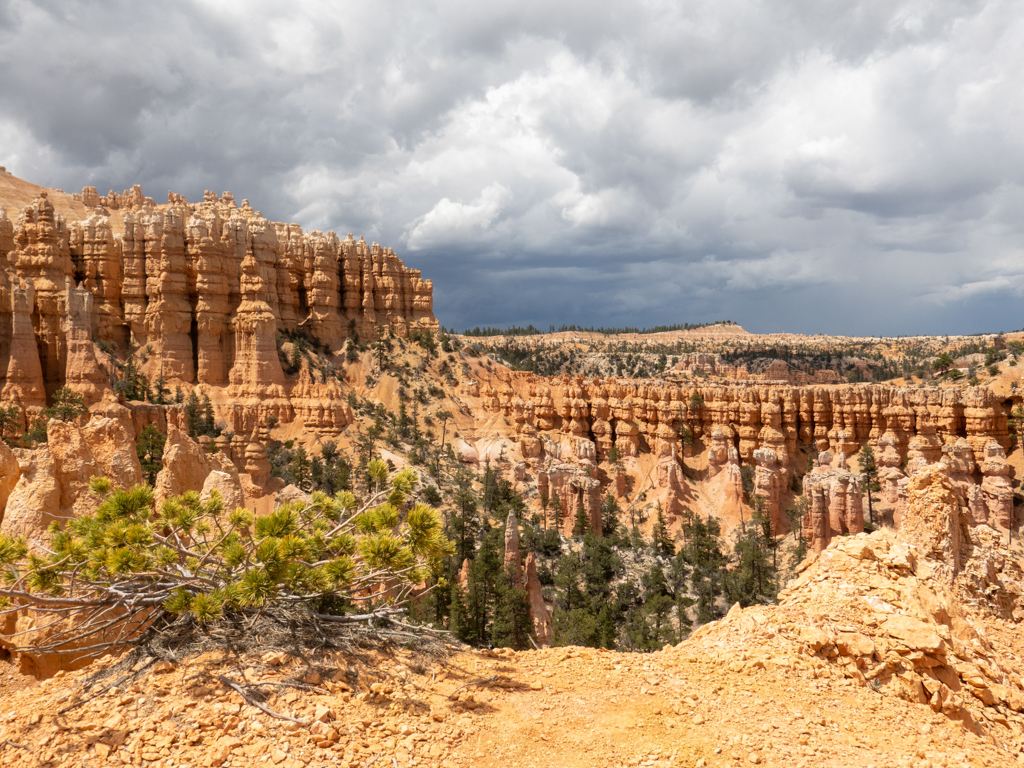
(1, 0), (1023, 336)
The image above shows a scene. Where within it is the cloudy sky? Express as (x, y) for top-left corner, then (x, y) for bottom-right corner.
(2, 0), (1024, 336)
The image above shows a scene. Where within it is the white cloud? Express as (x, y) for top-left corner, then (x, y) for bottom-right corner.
(405, 182), (513, 249)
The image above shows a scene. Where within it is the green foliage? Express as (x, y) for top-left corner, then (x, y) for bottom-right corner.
(0, 403), (20, 441)
(136, 425), (166, 485)
(679, 512), (727, 625)
(785, 496), (809, 569)
(114, 348), (148, 401)
(932, 352), (954, 374)
(45, 387), (88, 422)
(0, 468), (453, 652)
(599, 495), (620, 542)
(858, 445), (881, 527)
(572, 499), (590, 538)
(21, 416), (48, 446)
(1009, 405), (1024, 448)
(739, 465), (755, 500)
(653, 504), (675, 557)
(726, 498), (778, 607)
(491, 568), (533, 649)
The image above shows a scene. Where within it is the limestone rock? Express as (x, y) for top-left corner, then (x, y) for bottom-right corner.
(154, 425), (211, 505)
(200, 470), (243, 511)
(504, 509), (521, 582)
(0, 439), (20, 520)
(1, 447), (60, 540)
(524, 553), (552, 647)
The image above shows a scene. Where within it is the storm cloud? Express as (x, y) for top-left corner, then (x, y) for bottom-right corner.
(2, 0), (1024, 335)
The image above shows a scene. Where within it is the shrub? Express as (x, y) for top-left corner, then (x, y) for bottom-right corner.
(0, 464), (453, 665)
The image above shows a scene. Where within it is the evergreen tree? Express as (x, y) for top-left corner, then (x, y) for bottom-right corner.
(449, 580), (471, 643)
(727, 495), (778, 607)
(0, 404), (20, 441)
(448, 469), (480, 565)
(45, 387), (88, 422)
(551, 491), (563, 530)
(290, 446), (312, 490)
(136, 425), (166, 485)
(149, 375), (169, 405)
(185, 391), (202, 437)
(201, 394), (216, 436)
(858, 445), (880, 528)
(653, 504), (674, 557)
(552, 531), (623, 648)
(572, 498), (590, 537)
(785, 497), (809, 570)
(491, 568), (533, 649)
(600, 494), (620, 541)
(681, 513), (727, 625)
(465, 526), (503, 643)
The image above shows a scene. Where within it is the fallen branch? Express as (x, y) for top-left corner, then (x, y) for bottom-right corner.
(448, 674), (498, 698)
(314, 607), (407, 624)
(217, 675), (308, 725)
(249, 680), (328, 694)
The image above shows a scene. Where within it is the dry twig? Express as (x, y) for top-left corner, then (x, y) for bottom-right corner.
(217, 675), (308, 725)
(448, 674), (498, 698)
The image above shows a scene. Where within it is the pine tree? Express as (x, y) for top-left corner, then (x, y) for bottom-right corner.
(858, 444), (880, 528)
(465, 527), (503, 643)
(45, 387), (88, 422)
(600, 494), (619, 541)
(653, 504), (674, 557)
(785, 497), (809, 571)
(572, 499), (590, 537)
(185, 391), (202, 437)
(681, 513), (727, 625)
(0, 404), (20, 441)
(290, 446), (312, 490)
(150, 374), (169, 405)
(136, 425), (166, 485)
(727, 495), (778, 607)
(448, 469), (480, 565)
(491, 568), (533, 649)
(201, 394), (216, 437)
(449, 580), (471, 643)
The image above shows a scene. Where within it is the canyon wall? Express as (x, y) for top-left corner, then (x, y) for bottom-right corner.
(472, 372), (1014, 536)
(0, 188), (437, 433)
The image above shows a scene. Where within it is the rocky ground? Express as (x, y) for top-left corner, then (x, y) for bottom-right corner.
(0, 628), (1011, 768)
(2, 464), (1023, 768)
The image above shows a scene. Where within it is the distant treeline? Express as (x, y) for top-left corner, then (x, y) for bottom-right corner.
(459, 320), (738, 337)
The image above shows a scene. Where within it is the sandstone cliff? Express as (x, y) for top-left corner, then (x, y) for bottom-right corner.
(0, 178), (437, 438)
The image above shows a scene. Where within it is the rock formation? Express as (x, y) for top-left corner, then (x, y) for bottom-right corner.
(0, 183), (436, 443)
(686, 462), (1024, 743)
(503, 509), (521, 582)
(802, 455), (864, 554)
(524, 552), (553, 647)
(154, 425), (212, 506)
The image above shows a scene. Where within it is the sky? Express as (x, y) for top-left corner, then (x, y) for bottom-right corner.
(2, 0), (1024, 336)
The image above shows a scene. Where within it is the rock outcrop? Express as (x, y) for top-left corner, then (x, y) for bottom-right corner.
(524, 552), (553, 647)
(686, 462), (1024, 744)
(154, 425), (212, 506)
(0, 182), (436, 443)
(802, 456), (864, 554)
